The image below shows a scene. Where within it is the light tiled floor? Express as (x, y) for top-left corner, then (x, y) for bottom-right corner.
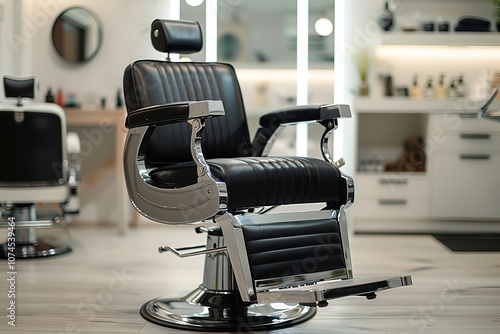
(1, 221), (499, 333)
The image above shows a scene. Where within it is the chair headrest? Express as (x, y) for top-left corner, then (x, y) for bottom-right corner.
(151, 19), (203, 54)
(4, 76), (35, 99)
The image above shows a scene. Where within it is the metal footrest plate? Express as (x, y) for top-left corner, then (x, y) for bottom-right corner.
(257, 275), (412, 304)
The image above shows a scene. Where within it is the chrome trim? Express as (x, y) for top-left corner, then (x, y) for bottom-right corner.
(341, 172), (355, 209)
(0, 180), (65, 187)
(0, 204), (70, 258)
(256, 275), (413, 304)
(320, 119), (337, 163)
(0, 220), (53, 229)
(188, 100), (225, 118)
(335, 208), (353, 279)
(255, 269), (347, 292)
(158, 244), (227, 257)
(261, 125), (285, 157)
(123, 125), (224, 224)
(187, 118), (213, 181)
(140, 287), (316, 331)
(202, 229), (236, 291)
(216, 212), (256, 302)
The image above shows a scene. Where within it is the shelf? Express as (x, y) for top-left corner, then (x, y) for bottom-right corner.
(353, 97), (500, 114)
(379, 32), (500, 47)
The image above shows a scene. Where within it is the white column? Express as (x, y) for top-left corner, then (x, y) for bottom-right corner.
(296, 0), (309, 156)
(205, 0), (217, 62)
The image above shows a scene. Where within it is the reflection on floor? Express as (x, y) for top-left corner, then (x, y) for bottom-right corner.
(0, 221), (499, 334)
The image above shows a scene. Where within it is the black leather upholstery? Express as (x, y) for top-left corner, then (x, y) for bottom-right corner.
(124, 60), (253, 165)
(241, 217), (345, 280)
(151, 19), (203, 54)
(4, 76), (35, 99)
(0, 111), (63, 184)
(150, 156), (343, 210)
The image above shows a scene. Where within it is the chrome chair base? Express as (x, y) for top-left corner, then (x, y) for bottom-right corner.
(140, 285), (316, 331)
(0, 241), (71, 259)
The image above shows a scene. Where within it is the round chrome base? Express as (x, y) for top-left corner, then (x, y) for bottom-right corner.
(1, 241), (71, 259)
(140, 286), (316, 332)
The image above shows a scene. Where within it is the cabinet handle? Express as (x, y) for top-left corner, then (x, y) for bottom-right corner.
(459, 154), (491, 160)
(378, 199), (407, 205)
(379, 178), (408, 185)
(460, 133), (491, 140)
(459, 113), (477, 119)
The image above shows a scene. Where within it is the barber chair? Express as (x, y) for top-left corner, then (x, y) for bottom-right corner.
(0, 77), (80, 258)
(123, 19), (412, 331)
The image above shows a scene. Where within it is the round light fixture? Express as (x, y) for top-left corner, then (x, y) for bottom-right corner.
(315, 18), (333, 37)
(185, 0), (204, 6)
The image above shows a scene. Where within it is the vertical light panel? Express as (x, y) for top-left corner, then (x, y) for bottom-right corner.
(296, 0), (309, 156)
(205, 0), (217, 62)
(169, 0), (180, 20)
(333, 0), (345, 160)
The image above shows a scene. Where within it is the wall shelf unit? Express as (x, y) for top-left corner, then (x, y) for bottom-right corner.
(378, 32), (500, 47)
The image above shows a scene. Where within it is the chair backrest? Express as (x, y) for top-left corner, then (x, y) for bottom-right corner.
(0, 77), (67, 202)
(123, 19), (253, 166)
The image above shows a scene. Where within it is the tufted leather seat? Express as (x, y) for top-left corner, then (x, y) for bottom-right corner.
(150, 156), (344, 210)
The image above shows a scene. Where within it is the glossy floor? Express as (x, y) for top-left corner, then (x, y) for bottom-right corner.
(0, 222), (499, 333)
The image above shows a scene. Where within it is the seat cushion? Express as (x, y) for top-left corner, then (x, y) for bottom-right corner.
(150, 156), (343, 210)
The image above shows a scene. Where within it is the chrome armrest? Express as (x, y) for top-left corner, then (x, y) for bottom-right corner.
(123, 101), (228, 224)
(64, 132), (81, 215)
(252, 104), (351, 160)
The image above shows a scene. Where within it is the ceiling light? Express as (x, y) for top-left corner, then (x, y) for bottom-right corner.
(185, 0), (204, 7)
(315, 17), (333, 37)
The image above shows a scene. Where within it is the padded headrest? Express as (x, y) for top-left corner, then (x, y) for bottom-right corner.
(4, 76), (35, 99)
(151, 19), (203, 54)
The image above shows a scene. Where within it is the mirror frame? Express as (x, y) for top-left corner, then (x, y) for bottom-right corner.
(51, 6), (103, 64)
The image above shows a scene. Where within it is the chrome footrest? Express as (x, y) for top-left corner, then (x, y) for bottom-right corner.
(256, 275), (412, 304)
(0, 220), (53, 229)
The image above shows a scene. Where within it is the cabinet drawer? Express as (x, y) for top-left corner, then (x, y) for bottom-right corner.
(355, 174), (430, 199)
(431, 153), (500, 219)
(429, 114), (500, 133)
(353, 198), (430, 219)
(432, 133), (500, 152)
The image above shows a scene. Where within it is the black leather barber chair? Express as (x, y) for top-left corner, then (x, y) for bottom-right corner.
(0, 77), (80, 258)
(123, 19), (412, 331)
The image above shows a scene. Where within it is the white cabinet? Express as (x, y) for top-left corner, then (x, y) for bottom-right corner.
(429, 114), (500, 219)
(353, 174), (430, 220)
(352, 98), (500, 231)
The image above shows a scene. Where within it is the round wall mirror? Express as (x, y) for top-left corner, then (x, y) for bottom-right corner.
(51, 7), (103, 63)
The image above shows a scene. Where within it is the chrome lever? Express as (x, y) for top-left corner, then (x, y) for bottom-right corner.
(334, 158), (345, 168)
(158, 244), (227, 258)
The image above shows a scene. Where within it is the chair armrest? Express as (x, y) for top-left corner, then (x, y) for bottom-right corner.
(125, 100), (225, 129)
(253, 104), (351, 157)
(259, 103), (351, 128)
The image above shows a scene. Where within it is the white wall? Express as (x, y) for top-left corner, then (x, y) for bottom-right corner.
(1, 0), (171, 105)
(0, 0), (174, 225)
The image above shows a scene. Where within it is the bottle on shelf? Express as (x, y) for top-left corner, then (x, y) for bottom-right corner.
(425, 77), (435, 99)
(384, 72), (393, 97)
(409, 75), (421, 100)
(56, 88), (64, 107)
(448, 78), (457, 99)
(456, 74), (466, 98)
(435, 74), (448, 100)
(45, 87), (55, 103)
(377, 1), (394, 31)
(116, 89), (123, 108)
